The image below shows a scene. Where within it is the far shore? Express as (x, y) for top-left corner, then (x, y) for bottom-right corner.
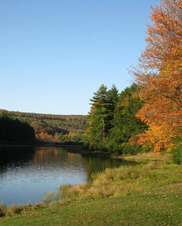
(0, 142), (116, 158)
(0, 142), (84, 148)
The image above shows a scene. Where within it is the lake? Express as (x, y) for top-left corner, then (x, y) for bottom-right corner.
(0, 146), (125, 206)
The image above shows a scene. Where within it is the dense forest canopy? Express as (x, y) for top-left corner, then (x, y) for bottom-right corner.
(87, 84), (148, 154)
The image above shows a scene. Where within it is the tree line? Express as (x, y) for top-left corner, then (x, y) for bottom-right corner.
(87, 84), (148, 154)
(0, 0), (181, 153)
(0, 113), (36, 143)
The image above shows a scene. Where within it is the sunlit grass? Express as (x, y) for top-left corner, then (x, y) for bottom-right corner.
(0, 202), (46, 219)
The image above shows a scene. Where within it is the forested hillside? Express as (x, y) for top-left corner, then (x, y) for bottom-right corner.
(0, 110), (87, 143)
(0, 113), (36, 143)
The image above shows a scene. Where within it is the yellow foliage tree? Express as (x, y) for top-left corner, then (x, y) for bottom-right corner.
(134, 0), (182, 152)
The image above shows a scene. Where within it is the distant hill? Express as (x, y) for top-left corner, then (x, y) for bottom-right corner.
(0, 110), (88, 143)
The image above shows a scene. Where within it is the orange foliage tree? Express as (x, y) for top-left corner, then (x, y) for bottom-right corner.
(134, 0), (182, 152)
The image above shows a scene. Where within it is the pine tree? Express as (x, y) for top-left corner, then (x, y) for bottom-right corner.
(87, 85), (118, 150)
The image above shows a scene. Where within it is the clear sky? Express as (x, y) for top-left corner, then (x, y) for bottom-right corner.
(0, 0), (158, 115)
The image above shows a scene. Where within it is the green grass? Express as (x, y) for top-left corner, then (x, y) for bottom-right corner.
(0, 193), (181, 225)
(0, 153), (181, 225)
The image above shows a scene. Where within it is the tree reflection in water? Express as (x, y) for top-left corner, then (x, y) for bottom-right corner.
(0, 146), (133, 205)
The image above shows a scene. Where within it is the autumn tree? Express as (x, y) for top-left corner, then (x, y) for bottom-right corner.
(134, 0), (182, 152)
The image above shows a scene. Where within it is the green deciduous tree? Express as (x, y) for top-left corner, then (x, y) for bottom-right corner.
(107, 84), (148, 154)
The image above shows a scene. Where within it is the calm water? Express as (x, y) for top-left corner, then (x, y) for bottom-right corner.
(0, 146), (125, 206)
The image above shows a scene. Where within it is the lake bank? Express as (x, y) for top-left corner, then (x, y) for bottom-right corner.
(0, 153), (181, 225)
(0, 146), (125, 206)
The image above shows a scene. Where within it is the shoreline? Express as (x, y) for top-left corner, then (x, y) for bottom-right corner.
(0, 142), (84, 148)
(0, 153), (181, 225)
(0, 142), (115, 158)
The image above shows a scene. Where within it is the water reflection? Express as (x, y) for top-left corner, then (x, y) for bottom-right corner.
(0, 146), (127, 206)
(85, 157), (123, 179)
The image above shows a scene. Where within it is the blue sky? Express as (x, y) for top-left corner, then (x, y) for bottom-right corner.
(0, 0), (158, 115)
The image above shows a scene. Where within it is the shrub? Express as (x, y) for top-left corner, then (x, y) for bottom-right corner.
(43, 185), (72, 204)
(120, 143), (142, 155)
(172, 145), (182, 164)
(43, 191), (59, 204)
(0, 203), (6, 217)
(6, 204), (24, 216)
(33, 202), (45, 210)
(59, 185), (72, 200)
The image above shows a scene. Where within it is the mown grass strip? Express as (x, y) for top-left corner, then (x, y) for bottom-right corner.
(0, 192), (181, 225)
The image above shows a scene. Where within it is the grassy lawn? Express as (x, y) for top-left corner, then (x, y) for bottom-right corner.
(0, 153), (181, 225)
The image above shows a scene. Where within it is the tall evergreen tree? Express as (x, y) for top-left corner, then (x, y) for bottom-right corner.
(87, 85), (118, 150)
